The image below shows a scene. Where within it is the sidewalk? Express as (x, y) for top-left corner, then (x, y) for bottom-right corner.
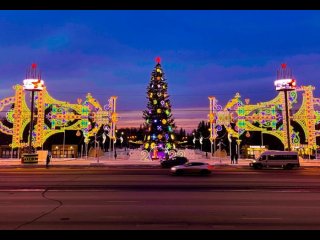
(1, 155), (320, 167)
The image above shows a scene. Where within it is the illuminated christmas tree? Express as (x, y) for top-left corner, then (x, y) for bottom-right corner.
(143, 57), (176, 159)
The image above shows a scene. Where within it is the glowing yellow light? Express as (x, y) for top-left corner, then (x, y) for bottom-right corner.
(162, 119), (167, 124)
(171, 134), (175, 140)
(151, 142), (156, 149)
(147, 135), (150, 140)
(157, 109), (161, 113)
(145, 143), (149, 149)
(158, 134), (162, 139)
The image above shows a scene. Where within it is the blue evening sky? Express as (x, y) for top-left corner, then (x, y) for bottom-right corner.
(1, 10), (320, 130)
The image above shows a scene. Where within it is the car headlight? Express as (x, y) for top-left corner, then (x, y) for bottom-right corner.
(171, 167), (176, 171)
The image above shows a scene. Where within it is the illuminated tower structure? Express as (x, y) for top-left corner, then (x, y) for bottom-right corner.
(23, 63), (45, 154)
(143, 57), (176, 159)
(274, 63), (297, 150)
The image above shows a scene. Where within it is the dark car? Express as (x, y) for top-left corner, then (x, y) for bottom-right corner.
(160, 156), (188, 168)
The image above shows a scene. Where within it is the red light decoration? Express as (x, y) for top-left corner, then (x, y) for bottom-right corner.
(31, 63), (37, 69)
(281, 63), (287, 69)
(155, 57), (161, 64)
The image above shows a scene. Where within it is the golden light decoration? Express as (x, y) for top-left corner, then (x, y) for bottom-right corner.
(150, 142), (156, 149)
(144, 143), (149, 149)
(158, 134), (162, 139)
(149, 93), (153, 98)
(162, 119), (167, 124)
(157, 77), (161, 80)
(147, 135), (150, 140)
(153, 100), (157, 105)
(156, 68), (162, 73)
(157, 109), (161, 114)
(171, 134), (175, 140)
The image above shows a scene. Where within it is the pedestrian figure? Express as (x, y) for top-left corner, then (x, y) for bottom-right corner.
(46, 152), (51, 168)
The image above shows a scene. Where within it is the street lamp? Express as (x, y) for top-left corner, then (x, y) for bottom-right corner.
(274, 63), (296, 151)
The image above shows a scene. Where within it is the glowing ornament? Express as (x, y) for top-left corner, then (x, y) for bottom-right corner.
(149, 93), (153, 98)
(157, 92), (161, 97)
(173, 143), (176, 149)
(151, 142), (156, 149)
(163, 85), (166, 89)
(165, 134), (169, 140)
(154, 119), (157, 123)
(158, 134), (162, 139)
(157, 109), (161, 114)
(168, 126), (172, 132)
(162, 119), (167, 124)
(157, 84), (160, 88)
(147, 135), (150, 140)
(166, 143), (172, 149)
(153, 100), (157, 105)
(161, 100), (165, 106)
(157, 125), (162, 131)
(171, 134), (175, 140)
(156, 68), (162, 73)
(157, 77), (161, 80)
(145, 143), (149, 149)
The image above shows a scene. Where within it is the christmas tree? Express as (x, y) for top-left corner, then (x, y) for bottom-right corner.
(143, 57), (176, 159)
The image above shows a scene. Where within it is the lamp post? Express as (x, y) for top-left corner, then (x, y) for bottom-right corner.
(62, 120), (66, 158)
(274, 63), (296, 151)
(61, 103), (68, 159)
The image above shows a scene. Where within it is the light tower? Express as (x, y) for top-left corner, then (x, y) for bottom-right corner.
(22, 63), (45, 162)
(274, 63), (296, 151)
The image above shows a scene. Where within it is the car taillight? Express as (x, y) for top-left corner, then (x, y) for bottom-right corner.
(208, 165), (214, 170)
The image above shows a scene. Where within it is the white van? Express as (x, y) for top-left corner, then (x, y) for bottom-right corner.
(249, 150), (300, 169)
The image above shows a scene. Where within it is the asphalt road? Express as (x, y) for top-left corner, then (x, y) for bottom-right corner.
(1, 166), (320, 230)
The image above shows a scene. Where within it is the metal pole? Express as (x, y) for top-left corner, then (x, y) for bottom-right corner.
(210, 140), (213, 158)
(261, 131), (263, 146)
(95, 133), (97, 161)
(62, 123), (66, 158)
(214, 139), (216, 155)
(109, 136), (112, 159)
(113, 139), (116, 159)
(28, 91), (35, 153)
(97, 142), (100, 163)
(85, 143), (88, 159)
(284, 90), (291, 151)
